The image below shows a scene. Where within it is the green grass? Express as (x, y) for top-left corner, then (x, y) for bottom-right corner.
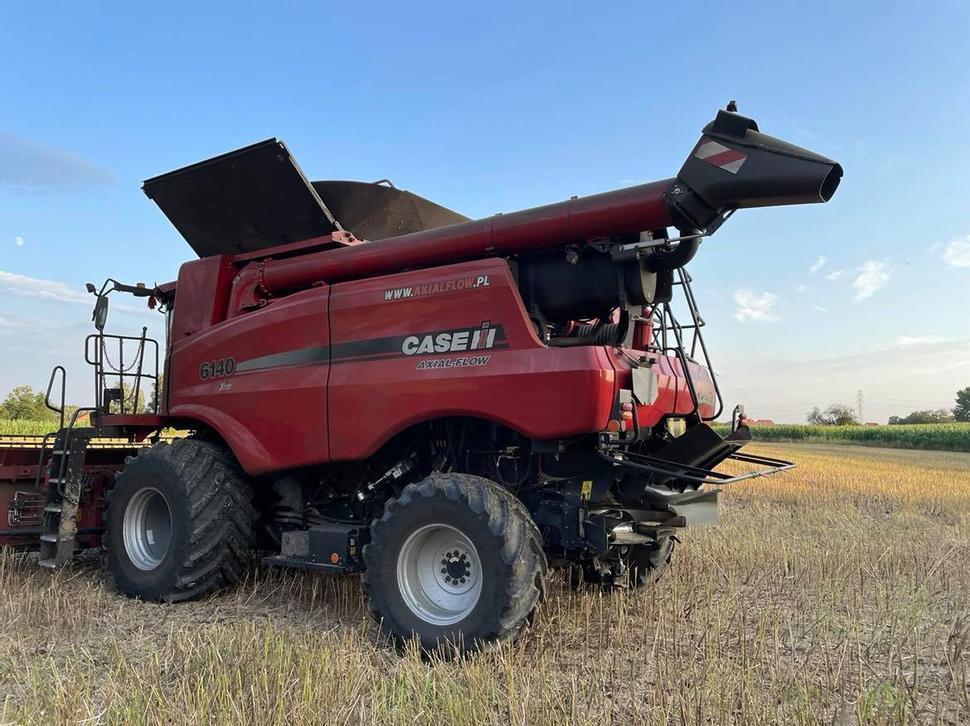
(712, 422), (970, 452)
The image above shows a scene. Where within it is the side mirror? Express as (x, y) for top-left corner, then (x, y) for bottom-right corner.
(85, 282), (97, 294)
(93, 295), (109, 332)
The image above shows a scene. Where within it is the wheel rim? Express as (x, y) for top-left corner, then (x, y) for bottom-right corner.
(122, 487), (173, 571)
(396, 523), (482, 626)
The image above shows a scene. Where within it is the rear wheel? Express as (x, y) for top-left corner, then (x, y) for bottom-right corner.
(363, 473), (547, 652)
(105, 439), (256, 602)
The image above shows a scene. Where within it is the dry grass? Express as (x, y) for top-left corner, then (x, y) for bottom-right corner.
(0, 443), (967, 724)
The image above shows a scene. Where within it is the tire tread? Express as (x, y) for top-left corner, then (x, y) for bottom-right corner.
(105, 438), (256, 603)
(362, 472), (547, 651)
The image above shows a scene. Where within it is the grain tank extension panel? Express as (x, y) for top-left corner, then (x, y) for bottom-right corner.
(142, 138), (469, 257)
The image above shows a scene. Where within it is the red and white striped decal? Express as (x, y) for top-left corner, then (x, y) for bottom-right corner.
(694, 137), (747, 174)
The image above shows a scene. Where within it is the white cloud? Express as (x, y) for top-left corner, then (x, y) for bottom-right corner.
(0, 269), (150, 315)
(942, 235), (970, 268)
(795, 283), (808, 293)
(812, 304), (830, 313)
(0, 269), (90, 304)
(0, 133), (112, 193)
(14, 235), (24, 247)
(809, 256), (826, 274)
(733, 289), (779, 322)
(825, 270), (844, 280)
(852, 260), (891, 301)
(891, 335), (951, 348)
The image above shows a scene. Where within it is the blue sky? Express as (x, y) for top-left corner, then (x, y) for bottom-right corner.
(1, 1), (968, 422)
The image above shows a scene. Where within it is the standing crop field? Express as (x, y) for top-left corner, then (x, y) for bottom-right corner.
(0, 419), (57, 437)
(713, 422), (970, 452)
(0, 442), (967, 724)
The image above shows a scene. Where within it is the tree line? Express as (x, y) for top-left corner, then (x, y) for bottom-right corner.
(807, 387), (970, 425)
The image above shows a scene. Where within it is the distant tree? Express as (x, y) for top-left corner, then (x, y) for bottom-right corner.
(807, 403), (859, 426)
(888, 408), (955, 425)
(0, 385), (56, 420)
(825, 404), (859, 426)
(807, 407), (826, 425)
(955, 387), (970, 422)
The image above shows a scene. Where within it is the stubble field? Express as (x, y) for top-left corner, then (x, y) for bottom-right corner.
(0, 442), (967, 724)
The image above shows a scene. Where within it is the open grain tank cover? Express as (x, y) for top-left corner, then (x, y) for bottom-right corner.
(142, 138), (469, 257)
(142, 139), (340, 257)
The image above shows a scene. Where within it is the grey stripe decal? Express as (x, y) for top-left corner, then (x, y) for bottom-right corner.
(235, 346), (329, 373)
(235, 323), (508, 372)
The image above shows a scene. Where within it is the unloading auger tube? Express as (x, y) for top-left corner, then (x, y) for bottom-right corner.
(213, 108), (841, 315)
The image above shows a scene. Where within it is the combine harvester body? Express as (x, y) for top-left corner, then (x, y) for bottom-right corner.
(0, 107), (841, 651)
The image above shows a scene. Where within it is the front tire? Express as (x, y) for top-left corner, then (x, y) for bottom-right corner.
(105, 439), (256, 602)
(363, 473), (547, 652)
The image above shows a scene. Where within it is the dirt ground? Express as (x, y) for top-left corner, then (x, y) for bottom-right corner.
(0, 443), (967, 724)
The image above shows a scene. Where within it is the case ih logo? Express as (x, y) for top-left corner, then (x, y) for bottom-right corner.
(384, 274), (490, 301)
(402, 321), (499, 356)
(694, 137), (747, 174)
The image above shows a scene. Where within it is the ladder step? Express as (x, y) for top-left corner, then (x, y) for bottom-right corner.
(39, 533), (72, 543)
(44, 504), (62, 513)
(38, 558), (60, 570)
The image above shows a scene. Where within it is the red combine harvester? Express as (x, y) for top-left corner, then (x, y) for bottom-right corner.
(0, 106), (840, 651)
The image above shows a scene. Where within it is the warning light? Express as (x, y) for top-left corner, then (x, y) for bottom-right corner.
(330, 552), (340, 564)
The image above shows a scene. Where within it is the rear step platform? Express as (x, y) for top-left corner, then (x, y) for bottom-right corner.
(602, 423), (793, 489)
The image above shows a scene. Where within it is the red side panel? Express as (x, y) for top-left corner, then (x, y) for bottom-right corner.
(327, 259), (616, 461)
(606, 348), (717, 426)
(171, 255), (236, 340)
(167, 287), (331, 475)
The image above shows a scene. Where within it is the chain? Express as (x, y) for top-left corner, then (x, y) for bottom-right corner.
(99, 335), (146, 374)
(99, 334), (148, 411)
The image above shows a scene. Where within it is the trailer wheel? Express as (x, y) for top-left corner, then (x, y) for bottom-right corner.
(104, 439), (256, 602)
(363, 473), (547, 653)
(575, 537), (674, 591)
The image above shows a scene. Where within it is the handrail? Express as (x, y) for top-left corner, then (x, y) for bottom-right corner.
(44, 366), (66, 431)
(85, 332), (160, 415)
(647, 267), (724, 422)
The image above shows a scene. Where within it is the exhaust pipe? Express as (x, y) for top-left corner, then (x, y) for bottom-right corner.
(667, 108), (843, 232)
